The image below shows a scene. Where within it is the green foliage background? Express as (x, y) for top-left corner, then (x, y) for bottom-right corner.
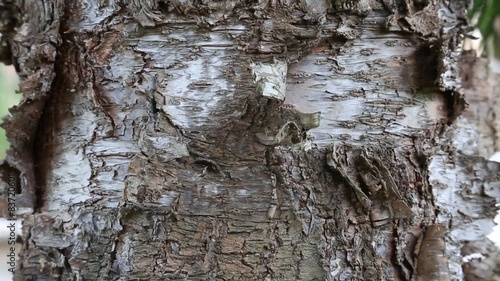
(0, 64), (20, 159)
(469, 0), (500, 58)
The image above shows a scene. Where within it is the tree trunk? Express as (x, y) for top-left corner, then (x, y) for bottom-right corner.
(0, 0), (499, 280)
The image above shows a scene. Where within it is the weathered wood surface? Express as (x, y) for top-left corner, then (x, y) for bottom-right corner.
(0, 0), (498, 280)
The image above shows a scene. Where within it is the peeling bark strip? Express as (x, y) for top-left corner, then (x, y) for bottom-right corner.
(2, 0), (499, 280)
(0, 0), (61, 215)
(415, 224), (449, 281)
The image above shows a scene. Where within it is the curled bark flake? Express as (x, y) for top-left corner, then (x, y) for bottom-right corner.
(415, 224), (450, 281)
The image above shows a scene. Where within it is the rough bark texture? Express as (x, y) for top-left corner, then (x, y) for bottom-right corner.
(0, 0), (499, 280)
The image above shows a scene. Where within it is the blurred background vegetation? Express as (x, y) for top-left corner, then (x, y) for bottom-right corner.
(0, 63), (20, 159)
(469, 0), (500, 58)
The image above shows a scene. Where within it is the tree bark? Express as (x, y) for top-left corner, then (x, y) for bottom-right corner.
(0, 0), (499, 280)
